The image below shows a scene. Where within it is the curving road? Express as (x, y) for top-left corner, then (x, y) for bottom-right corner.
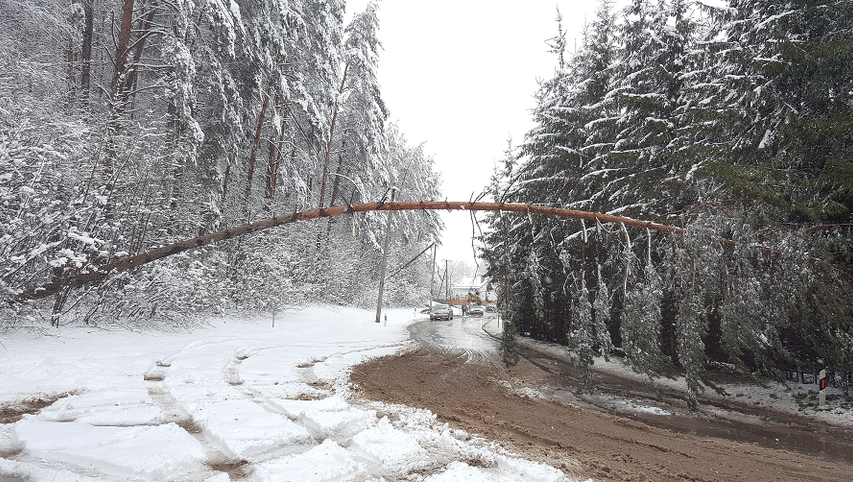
(401, 313), (853, 465)
(352, 318), (853, 481)
(408, 315), (499, 365)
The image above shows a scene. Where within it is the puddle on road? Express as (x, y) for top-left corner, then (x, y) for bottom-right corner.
(528, 350), (853, 464)
(637, 412), (853, 463)
(580, 381), (853, 464)
(408, 318), (499, 365)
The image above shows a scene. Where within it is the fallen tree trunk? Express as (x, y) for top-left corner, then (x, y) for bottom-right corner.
(16, 201), (683, 301)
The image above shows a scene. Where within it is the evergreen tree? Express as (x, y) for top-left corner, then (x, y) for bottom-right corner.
(621, 251), (668, 383)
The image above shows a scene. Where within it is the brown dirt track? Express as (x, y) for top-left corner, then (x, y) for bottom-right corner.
(350, 346), (853, 482)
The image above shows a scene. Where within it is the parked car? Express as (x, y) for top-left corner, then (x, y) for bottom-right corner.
(484, 304), (496, 313)
(430, 303), (454, 321)
(468, 304), (484, 316)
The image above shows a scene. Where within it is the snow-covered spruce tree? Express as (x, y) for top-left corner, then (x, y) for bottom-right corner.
(686, 0), (853, 224)
(483, 1), (624, 345)
(481, 146), (523, 365)
(609, 0), (700, 212)
(482, 0), (853, 390)
(716, 219), (785, 374)
(674, 279), (706, 411)
(569, 275), (597, 391)
(670, 223), (714, 411)
(522, 248), (547, 339)
(562, 220), (614, 391)
(620, 230), (669, 386)
(575, 0), (619, 184)
(713, 208), (853, 375)
(593, 262), (614, 356)
(519, 9), (586, 210)
(500, 307), (522, 367)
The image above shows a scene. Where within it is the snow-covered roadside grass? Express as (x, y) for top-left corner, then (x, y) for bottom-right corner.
(483, 319), (853, 427)
(0, 307), (579, 482)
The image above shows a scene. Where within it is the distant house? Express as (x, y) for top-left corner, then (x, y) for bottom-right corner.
(449, 275), (496, 305)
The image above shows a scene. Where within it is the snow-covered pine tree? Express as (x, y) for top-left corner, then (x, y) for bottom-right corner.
(593, 261), (614, 356)
(620, 231), (668, 385)
(569, 274), (597, 391)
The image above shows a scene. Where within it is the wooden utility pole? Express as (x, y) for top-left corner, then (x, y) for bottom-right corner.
(430, 244), (437, 306)
(445, 259), (449, 302)
(375, 190), (396, 323)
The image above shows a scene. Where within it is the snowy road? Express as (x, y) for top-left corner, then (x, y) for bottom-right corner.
(408, 315), (500, 365)
(0, 307), (571, 482)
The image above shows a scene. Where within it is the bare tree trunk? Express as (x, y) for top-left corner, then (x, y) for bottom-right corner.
(318, 63), (349, 210)
(104, 0), (135, 172)
(81, 0), (94, 101)
(65, 2), (79, 105)
(265, 107), (289, 201)
(110, 0), (135, 99)
(324, 140), (347, 239)
(222, 163), (231, 198)
(328, 137), (347, 207)
(119, 0), (158, 102)
(15, 201), (684, 301)
(245, 84), (272, 213)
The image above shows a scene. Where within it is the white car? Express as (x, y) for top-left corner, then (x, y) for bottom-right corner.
(430, 303), (454, 321)
(468, 304), (484, 316)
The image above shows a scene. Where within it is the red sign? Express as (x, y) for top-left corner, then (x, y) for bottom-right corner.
(820, 378), (827, 390)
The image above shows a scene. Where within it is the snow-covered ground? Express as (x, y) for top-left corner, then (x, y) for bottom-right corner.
(0, 307), (582, 482)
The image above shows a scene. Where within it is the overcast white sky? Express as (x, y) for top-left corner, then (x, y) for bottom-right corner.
(345, 0), (606, 265)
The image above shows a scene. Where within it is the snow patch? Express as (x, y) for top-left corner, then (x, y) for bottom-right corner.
(13, 418), (206, 480)
(252, 439), (364, 482)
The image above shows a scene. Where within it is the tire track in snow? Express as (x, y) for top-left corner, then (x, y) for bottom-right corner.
(143, 360), (248, 476)
(225, 343), (436, 481)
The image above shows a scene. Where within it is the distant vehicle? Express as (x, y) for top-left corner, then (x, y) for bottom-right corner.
(468, 304), (484, 316)
(430, 303), (454, 321)
(484, 304), (496, 313)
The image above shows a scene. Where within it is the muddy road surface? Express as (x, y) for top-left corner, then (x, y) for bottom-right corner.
(350, 317), (853, 481)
